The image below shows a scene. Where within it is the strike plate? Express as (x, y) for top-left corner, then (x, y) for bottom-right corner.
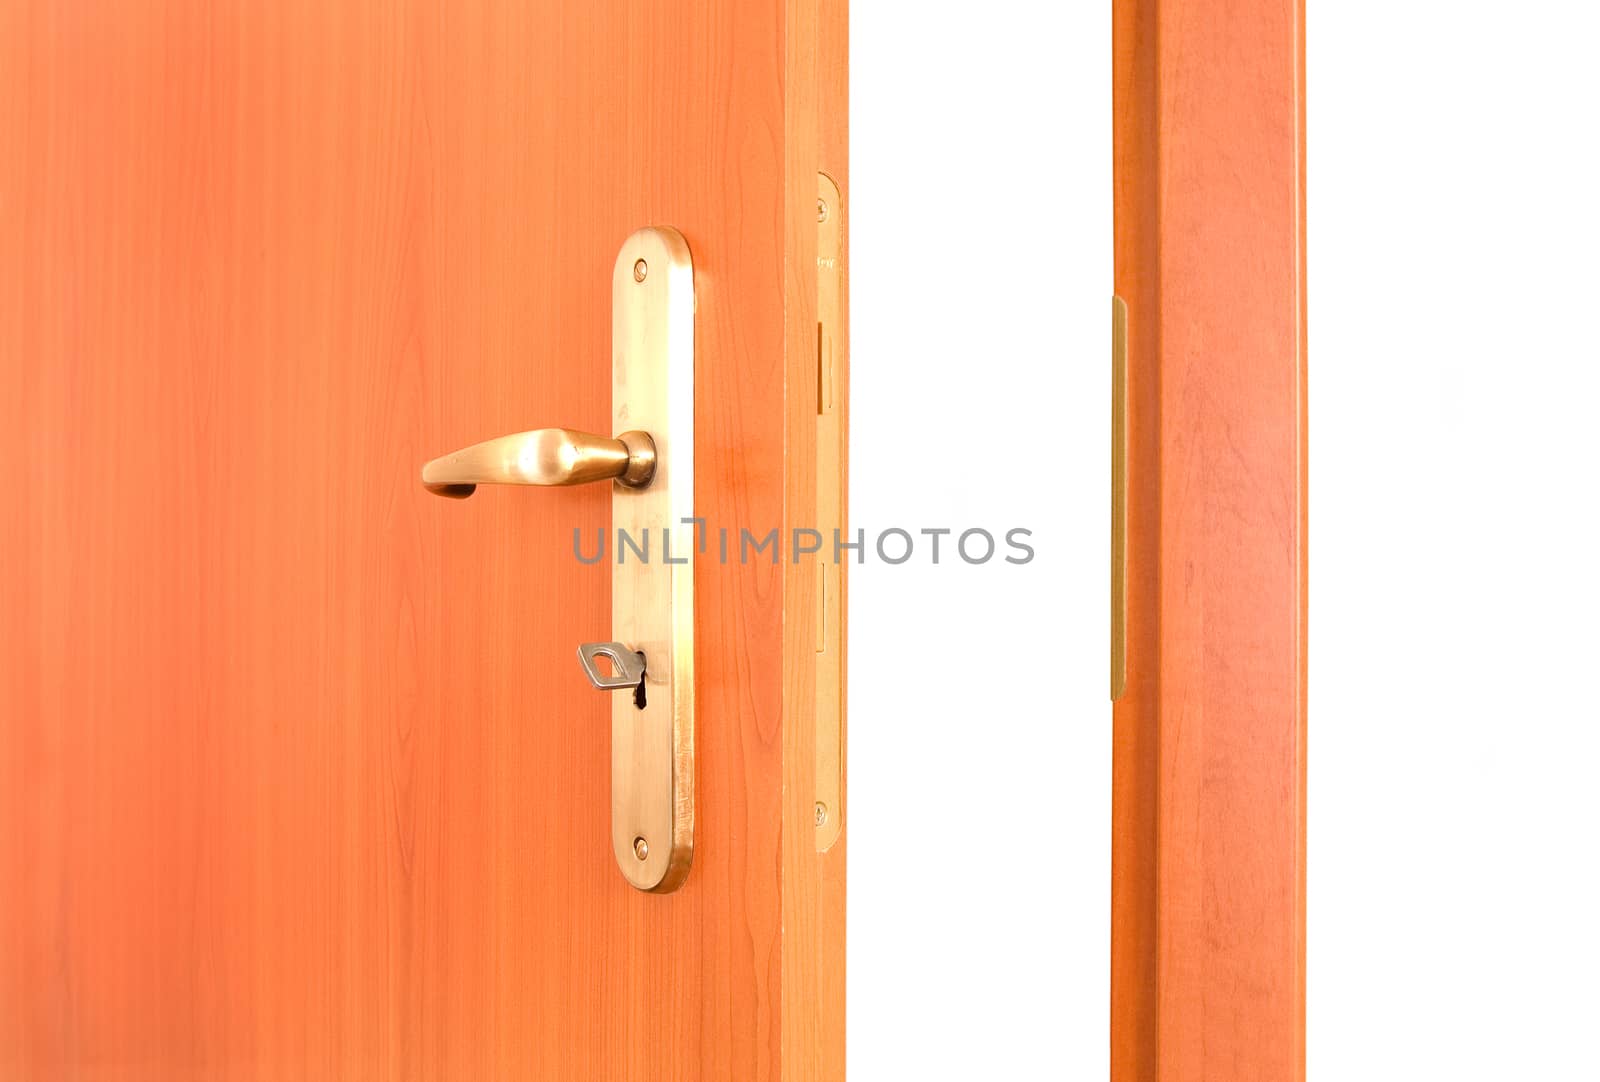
(611, 227), (695, 892)
(1111, 295), (1128, 701)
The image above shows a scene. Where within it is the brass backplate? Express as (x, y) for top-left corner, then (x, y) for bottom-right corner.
(815, 174), (844, 852)
(611, 227), (695, 892)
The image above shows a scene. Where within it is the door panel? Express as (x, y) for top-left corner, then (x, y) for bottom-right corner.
(0, 2), (839, 1078)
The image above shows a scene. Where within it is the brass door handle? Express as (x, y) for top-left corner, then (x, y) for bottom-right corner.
(421, 428), (656, 498)
(424, 226), (695, 894)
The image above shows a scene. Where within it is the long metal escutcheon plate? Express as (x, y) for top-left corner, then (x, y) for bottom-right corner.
(610, 227), (695, 892)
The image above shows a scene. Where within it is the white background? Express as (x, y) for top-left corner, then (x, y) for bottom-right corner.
(851, 2), (1600, 1078)
(851, 3), (1111, 1078)
(1309, 2), (1599, 1077)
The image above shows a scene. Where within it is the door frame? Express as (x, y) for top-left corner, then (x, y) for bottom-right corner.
(1111, 1), (1308, 1078)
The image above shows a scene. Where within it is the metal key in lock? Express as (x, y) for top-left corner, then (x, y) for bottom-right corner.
(577, 641), (648, 710)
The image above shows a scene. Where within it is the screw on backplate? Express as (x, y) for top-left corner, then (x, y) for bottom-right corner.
(633, 836), (649, 861)
(816, 197), (829, 223)
(633, 258), (648, 282)
(814, 802), (828, 826)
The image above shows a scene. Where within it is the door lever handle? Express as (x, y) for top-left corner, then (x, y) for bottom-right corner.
(423, 225), (695, 893)
(421, 428), (656, 498)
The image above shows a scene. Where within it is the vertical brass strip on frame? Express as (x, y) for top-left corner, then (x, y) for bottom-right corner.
(815, 174), (844, 852)
(1111, 295), (1129, 701)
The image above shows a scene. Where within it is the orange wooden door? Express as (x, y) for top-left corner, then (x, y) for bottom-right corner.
(0, 2), (844, 1079)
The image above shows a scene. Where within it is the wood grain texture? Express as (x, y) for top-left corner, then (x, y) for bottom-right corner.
(1111, 0), (1307, 1079)
(813, 0), (848, 1075)
(0, 1), (840, 1078)
(777, 1), (846, 1080)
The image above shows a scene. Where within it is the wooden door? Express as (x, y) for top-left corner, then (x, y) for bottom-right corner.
(0, 2), (846, 1079)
